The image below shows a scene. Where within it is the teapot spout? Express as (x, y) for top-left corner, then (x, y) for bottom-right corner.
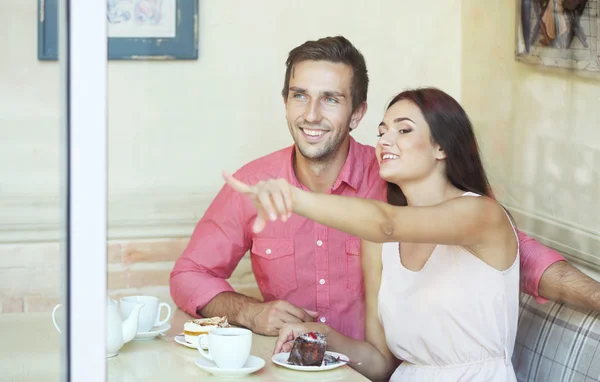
(122, 303), (144, 343)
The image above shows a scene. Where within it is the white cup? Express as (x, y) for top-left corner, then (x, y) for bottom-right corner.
(197, 327), (252, 369)
(120, 296), (171, 333)
(51, 304), (63, 332)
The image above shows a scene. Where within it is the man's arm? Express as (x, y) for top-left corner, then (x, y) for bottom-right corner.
(201, 292), (318, 336)
(170, 181), (317, 335)
(170, 183), (252, 318)
(539, 261), (600, 312)
(199, 292), (260, 323)
(518, 231), (600, 311)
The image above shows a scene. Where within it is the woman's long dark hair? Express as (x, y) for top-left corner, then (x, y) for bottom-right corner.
(386, 87), (493, 206)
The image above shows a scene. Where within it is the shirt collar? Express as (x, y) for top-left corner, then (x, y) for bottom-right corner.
(280, 136), (362, 192)
(332, 136), (362, 191)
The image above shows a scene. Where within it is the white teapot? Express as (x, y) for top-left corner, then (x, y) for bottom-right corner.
(106, 297), (144, 357)
(52, 297), (144, 357)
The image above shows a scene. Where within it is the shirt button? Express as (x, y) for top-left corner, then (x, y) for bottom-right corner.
(319, 317), (327, 323)
(316, 240), (323, 246)
(265, 248), (272, 255)
(319, 279), (326, 285)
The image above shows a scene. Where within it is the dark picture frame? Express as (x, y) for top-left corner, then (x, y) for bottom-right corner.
(38, 0), (198, 60)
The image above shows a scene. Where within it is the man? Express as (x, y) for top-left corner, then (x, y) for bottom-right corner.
(170, 36), (600, 339)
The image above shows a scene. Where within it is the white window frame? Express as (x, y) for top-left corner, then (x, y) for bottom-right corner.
(59, 0), (108, 380)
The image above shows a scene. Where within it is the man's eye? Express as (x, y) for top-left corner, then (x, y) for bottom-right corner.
(293, 94), (306, 99)
(325, 97), (338, 104)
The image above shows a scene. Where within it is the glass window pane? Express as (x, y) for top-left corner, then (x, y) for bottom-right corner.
(0, 0), (66, 380)
(1, 1), (108, 380)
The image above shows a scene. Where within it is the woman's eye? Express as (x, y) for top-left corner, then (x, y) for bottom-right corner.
(399, 129), (411, 134)
(376, 133), (384, 137)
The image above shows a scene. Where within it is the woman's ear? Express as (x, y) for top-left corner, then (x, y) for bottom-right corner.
(435, 145), (447, 160)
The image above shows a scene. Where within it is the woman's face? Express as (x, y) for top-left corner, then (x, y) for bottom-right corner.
(375, 100), (445, 184)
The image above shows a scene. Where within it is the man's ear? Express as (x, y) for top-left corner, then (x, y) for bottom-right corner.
(349, 102), (368, 131)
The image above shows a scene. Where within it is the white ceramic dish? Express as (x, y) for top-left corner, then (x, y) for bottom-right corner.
(174, 334), (197, 349)
(195, 355), (265, 377)
(133, 324), (170, 341)
(174, 334), (210, 349)
(271, 351), (349, 372)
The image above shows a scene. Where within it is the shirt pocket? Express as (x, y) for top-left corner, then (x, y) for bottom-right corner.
(345, 237), (364, 292)
(251, 238), (298, 298)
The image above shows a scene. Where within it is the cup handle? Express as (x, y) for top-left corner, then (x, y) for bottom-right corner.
(154, 302), (172, 327)
(52, 304), (62, 333)
(197, 334), (213, 361)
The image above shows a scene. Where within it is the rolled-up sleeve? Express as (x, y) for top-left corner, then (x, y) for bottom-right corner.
(170, 182), (251, 317)
(518, 230), (566, 304)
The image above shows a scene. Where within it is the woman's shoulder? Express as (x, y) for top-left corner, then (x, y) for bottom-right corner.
(460, 191), (482, 198)
(443, 192), (510, 229)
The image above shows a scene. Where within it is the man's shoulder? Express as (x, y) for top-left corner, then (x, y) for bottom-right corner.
(351, 140), (377, 164)
(233, 146), (292, 181)
(350, 139), (382, 180)
(348, 139), (387, 201)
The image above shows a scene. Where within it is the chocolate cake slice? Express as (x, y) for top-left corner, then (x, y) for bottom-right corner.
(287, 331), (327, 366)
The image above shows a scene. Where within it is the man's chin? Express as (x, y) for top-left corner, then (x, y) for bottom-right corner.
(296, 145), (331, 162)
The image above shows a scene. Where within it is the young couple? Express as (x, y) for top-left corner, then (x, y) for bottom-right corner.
(171, 36), (600, 381)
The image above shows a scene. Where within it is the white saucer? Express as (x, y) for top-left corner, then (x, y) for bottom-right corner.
(272, 351), (349, 372)
(174, 334), (201, 349)
(195, 355), (265, 377)
(133, 324), (170, 341)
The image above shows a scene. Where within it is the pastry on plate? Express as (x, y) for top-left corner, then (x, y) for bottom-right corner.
(183, 316), (229, 348)
(287, 331), (327, 367)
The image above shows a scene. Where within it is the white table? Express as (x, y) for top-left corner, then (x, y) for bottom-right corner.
(0, 309), (370, 381)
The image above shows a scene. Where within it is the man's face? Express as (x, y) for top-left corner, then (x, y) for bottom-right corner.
(284, 60), (355, 162)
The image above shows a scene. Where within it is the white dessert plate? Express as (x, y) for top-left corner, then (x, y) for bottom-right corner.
(174, 334), (197, 349)
(133, 324), (171, 341)
(271, 351), (349, 371)
(195, 355), (265, 377)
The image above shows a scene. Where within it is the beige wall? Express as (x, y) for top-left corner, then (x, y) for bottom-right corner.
(0, 238), (261, 313)
(0, 0), (463, 244)
(1, 0), (462, 311)
(461, 1), (600, 276)
(3, 0), (600, 313)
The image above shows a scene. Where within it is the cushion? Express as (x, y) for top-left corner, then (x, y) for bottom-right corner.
(513, 293), (600, 381)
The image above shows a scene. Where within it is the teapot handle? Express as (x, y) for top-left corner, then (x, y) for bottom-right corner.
(52, 304), (62, 333)
(197, 334), (213, 361)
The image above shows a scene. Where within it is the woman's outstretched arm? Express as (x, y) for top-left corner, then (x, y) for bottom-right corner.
(223, 172), (508, 247)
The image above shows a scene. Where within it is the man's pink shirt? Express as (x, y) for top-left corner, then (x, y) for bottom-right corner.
(170, 137), (565, 340)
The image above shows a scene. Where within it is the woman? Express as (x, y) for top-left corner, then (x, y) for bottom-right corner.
(224, 87), (519, 381)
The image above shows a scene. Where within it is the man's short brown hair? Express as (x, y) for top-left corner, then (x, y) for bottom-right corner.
(282, 36), (369, 111)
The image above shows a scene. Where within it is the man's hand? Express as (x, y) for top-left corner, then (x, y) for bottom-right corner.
(246, 300), (319, 336)
(273, 322), (330, 354)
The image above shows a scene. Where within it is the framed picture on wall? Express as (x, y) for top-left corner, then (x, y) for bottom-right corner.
(515, 0), (599, 72)
(38, 0), (198, 60)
